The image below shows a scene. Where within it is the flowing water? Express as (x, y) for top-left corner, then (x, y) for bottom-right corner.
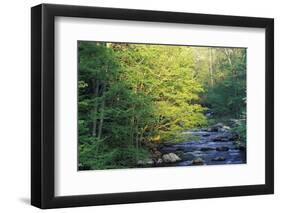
(159, 130), (246, 166)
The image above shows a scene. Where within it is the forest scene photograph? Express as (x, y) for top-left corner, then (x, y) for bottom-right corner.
(78, 41), (247, 171)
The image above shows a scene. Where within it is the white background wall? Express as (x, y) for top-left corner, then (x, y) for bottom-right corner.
(0, 0), (279, 212)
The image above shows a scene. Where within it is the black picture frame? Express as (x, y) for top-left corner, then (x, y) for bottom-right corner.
(31, 3), (274, 209)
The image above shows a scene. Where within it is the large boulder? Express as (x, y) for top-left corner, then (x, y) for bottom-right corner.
(162, 153), (181, 163)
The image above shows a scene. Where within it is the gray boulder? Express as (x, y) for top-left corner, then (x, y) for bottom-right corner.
(162, 153), (181, 163)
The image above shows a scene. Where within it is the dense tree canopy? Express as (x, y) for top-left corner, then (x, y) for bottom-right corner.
(78, 41), (246, 170)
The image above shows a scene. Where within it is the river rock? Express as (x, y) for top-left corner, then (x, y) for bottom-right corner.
(229, 132), (239, 140)
(209, 123), (232, 133)
(156, 158), (163, 164)
(212, 135), (229, 142)
(212, 132), (237, 142)
(181, 153), (196, 161)
(176, 146), (185, 151)
(205, 111), (214, 117)
(212, 156), (226, 161)
(192, 157), (205, 165)
(182, 147), (198, 152)
(152, 150), (162, 159)
(175, 150), (184, 158)
(218, 125), (231, 132)
(229, 119), (240, 127)
(162, 153), (181, 163)
(200, 147), (215, 151)
(216, 146), (229, 151)
(209, 123), (224, 132)
(137, 159), (154, 166)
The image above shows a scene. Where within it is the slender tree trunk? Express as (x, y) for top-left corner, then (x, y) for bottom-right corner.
(135, 120), (139, 161)
(98, 84), (106, 139)
(97, 63), (109, 139)
(92, 79), (99, 137)
(224, 49), (231, 65)
(208, 48), (214, 87)
(130, 115), (135, 145)
(224, 49), (239, 118)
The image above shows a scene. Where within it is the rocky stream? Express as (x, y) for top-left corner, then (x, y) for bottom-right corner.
(138, 123), (246, 167)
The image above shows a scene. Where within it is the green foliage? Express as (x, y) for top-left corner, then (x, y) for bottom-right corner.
(202, 48), (246, 118)
(78, 42), (246, 170)
(160, 131), (200, 144)
(232, 111), (247, 144)
(79, 142), (150, 170)
(233, 121), (246, 144)
(116, 44), (207, 142)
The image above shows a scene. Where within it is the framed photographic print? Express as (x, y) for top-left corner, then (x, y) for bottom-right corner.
(31, 3), (274, 209)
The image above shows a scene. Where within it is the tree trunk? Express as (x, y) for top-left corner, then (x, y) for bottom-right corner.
(92, 79), (99, 137)
(98, 84), (106, 139)
(208, 48), (214, 87)
(135, 120), (139, 161)
(130, 115), (135, 145)
(224, 49), (239, 118)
